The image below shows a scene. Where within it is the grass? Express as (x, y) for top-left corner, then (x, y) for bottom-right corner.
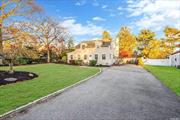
(0, 64), (99, 115)
(144, 65), (180, 96)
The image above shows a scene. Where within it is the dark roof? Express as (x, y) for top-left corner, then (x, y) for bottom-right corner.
(0, 54), (4, 59)
(75, 40), (101, 49)
(75, 44), (80, 49)
(171, 51), (180, 55)
(101, 42), (111, 47)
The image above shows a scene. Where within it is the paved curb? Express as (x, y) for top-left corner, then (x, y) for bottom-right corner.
(0, 68), (102, 120)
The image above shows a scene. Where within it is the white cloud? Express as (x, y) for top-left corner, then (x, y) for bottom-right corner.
(59, 16), (76, 20)
(92, 17), (106, 21)
(91, 0), (99, 6)
(102, 5), (107, 9)
(110, 13), (116, 17)
(60, 19), (105, 36)
(92, 2), (99, 6)
(117, 6), (122, 10)
(126, 0), (180, 30)
(75, 1), (86, 6)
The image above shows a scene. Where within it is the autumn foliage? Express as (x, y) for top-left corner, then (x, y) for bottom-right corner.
(119, 49), (128, 58)
(118, 27), (137, 58)
(142, 39), (172, 59)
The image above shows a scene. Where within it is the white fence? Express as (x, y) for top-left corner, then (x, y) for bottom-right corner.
(143, 59), (170, 66)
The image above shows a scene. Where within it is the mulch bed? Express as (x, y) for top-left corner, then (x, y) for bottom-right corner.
(0, 71), (38, 86)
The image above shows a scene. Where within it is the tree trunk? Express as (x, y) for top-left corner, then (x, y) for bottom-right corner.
(47, 49), (51, 63)
(9, 59), (14, 74)
(0, 26), (3, 55)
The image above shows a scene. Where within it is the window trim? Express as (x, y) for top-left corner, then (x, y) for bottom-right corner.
(102, 54), (106, 60)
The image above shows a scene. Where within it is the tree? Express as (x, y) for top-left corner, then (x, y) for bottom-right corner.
(164, 26), (180, 40)
(118, 27), (137, 58)
(23, 17), (69, 63)
(137, 29), (156, 50)
(67, 37), (75, 50)
(142, 39), (172, 59)
(3, 26), (40, 73)
(164, 26), (180, 50)
(0, 0), (41, 55)
(102, 31), (112, 41)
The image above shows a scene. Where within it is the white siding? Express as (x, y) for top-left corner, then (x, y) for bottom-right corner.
(143, 59), (170, 66)
(67, 41), (116, 66)
(169, 53), (180, 67)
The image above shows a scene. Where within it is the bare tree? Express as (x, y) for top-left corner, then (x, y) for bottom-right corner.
(23, 17), (69, 63)
(0, 0), (42, 55)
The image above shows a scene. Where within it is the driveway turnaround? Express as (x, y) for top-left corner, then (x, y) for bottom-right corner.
(11, 65), (180, 120)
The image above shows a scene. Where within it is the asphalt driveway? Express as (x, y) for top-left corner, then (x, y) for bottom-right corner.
(11, 65), (180, 120)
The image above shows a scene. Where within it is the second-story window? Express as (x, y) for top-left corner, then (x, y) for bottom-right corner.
(109, 54), (111, 59)
(102, 54), (106, 60)
(84, 55), (87, 60)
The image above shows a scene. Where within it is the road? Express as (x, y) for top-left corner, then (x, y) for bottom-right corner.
(12, 65), (180, 120)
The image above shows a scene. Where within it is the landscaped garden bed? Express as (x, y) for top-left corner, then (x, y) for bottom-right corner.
(0, 64), (99, 115)
(0, 71), (38, 85)
(144, 65), (180, 96)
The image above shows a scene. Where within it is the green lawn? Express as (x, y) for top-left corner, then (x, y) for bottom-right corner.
(144, 65), (180, 96)
(0, 64), (99, 115)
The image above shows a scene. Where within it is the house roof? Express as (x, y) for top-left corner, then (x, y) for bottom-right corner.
(0, 54), (4, 59)
(75, 40), (101, 49)
(171, 50), (180, 55)
(101, 42), (111, 47)
(75, 39), (112, 49)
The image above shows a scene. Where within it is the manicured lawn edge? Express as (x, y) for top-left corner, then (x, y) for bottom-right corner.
(143, 65), (180, 96)
(0, 68), (101, 120)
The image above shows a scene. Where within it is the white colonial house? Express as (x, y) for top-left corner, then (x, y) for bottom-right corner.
(67, 39), (116, 66)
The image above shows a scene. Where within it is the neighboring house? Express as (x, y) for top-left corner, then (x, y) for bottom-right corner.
(169, 51), (180, 67)
(143, 43), (180, 67)
(67, 39), (116, 66)
(169, 41), (180, 67)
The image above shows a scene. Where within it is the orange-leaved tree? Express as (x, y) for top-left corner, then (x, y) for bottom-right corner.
(102, 31), (112, 42)
(0, 0), (42, 55)
(3, 25), (40, 73)
(118, 27), (137, 58)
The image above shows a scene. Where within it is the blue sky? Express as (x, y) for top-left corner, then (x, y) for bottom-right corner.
(36, 0), (180, 43)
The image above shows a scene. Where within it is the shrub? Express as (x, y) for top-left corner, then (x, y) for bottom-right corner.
(18, 57), (32, 65)
(69, 60), (82, 65)
(137, 57), (144, 66)
(89, 60), (97, 66)
(177, 65), (180, 69)
(75, 60), (83, 65)
(69, 60), (76, 65)
(61, 56), (67, 63)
